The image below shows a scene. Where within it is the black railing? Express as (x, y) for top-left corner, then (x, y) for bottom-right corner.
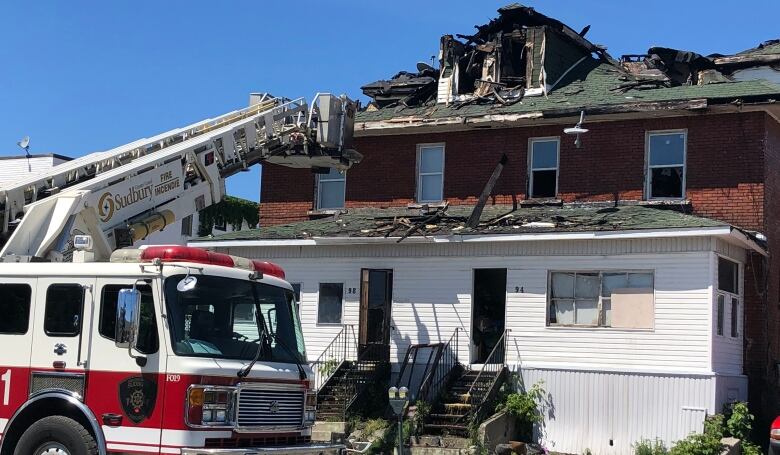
(310, 324), (357, 391)
(395, 328), (460, 405)
(466, 329), (508, 422)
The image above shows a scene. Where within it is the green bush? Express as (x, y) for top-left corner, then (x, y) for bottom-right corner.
(669, 432), (723, 455)
(495, 380), (545, 424)
(725, 401), (753, 441)
(634, 438), (668, 455)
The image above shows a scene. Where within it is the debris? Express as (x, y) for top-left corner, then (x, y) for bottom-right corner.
(467, 154), (509, 228)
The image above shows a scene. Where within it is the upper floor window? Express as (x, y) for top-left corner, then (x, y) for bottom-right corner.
(317, 168), (346, 210)
(529, 138), (559, 199)
(416, 144), (444, 203)
(647, 131), (686, 199)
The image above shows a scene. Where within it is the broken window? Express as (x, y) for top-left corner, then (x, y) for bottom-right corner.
(316, 168), (346, 210)
(549, 271), (654, 328)
(529, 138), (559, 198)
(717, 257), (741, 338)
(317, 283), (343, 325)
(417, 144), (444, 203)
(647, 131), (686, 199)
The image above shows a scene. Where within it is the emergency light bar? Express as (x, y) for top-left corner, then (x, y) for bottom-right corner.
(109, 245), (285, 279)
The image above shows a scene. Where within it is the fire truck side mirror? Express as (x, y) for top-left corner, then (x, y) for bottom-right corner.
(116, 288), (141, 350)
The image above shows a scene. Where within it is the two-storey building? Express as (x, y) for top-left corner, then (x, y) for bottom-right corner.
(193, 5), (780, 453)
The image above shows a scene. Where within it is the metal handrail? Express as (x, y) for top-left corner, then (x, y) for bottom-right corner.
(310, 324), (357, 391)
(467, 329), (508, 397)
(418, 328), (460, 404)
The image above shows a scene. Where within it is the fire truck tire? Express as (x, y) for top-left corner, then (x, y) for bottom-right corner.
(13, 415), (98, 455)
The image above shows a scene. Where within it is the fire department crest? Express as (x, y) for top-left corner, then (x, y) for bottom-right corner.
(119, 376), (157, 424)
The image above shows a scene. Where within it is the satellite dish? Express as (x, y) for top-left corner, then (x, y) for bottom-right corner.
(563, 111), (589, 148)
(17, 136), (30, 149)
(176, 275), (198, 292)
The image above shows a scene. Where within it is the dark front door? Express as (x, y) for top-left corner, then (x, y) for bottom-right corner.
(472, 268), (507, 364)
(359, 269), (393, 361)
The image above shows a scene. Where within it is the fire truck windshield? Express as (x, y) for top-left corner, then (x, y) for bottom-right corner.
(164, 274), (306, 364)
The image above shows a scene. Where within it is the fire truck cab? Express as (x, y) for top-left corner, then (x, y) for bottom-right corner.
(0, 245), (336, 455)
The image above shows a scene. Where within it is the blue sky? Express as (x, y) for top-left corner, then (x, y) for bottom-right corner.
(1, 1), (778, 201)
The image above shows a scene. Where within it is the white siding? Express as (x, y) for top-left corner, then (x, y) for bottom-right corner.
(711, 251), (745, 375)
(521, 367), (718, 454)
(0, 156), (63, 184)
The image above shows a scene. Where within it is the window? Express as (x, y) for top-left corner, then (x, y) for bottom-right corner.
(717, 257), (741, 338)
(549, 271), (654, 328)
(317, 168), (346, 210)
(647, 131), (686, 199)
(181, 215), (193, 236)
(317, 283), (343, 324)
(45, 284), (84, 337)
(416, 144), (444, 203)
(529, 138), (559, 198)
(99, 284), (159, 354)
(0, 284), (32, 334)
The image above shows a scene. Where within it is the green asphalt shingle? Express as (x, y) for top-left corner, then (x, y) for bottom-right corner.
(192, 204), (728, 242)
(356, 60), (780, 124)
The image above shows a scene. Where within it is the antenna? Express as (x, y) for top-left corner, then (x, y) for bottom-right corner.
(563, 111), (589, 148)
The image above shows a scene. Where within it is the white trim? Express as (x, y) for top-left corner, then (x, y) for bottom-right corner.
(191, 226), (742, 247)
(416, 143), (445, 203)
(645, 129), (688, 200)
(528, 137), (560, 198)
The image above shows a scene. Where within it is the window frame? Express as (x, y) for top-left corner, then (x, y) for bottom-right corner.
(316, 169), (347, 210)
(547, 269), (655, 329)
(44, 284), (85, 337)
(715, 255), (742, 339)
(316, 282), (345, 326)
(416, 143), (445, 203)
(645, 129), (688, 200)
(527, 136), (560, 199)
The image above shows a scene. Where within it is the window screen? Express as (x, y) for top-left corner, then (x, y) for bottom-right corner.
(317, 168), (346, 209)
(0, 284), (32, 334)
(417, 145), (444, 202)
(99, 284), (159, 354)
(647, 132), (686, 199)
(45, 284), (84, 337)
(529, 139), (559, 198)
(317, 283), (344, 324)
(717, 294), (725, 336)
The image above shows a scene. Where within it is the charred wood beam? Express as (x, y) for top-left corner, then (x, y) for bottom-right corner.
(467, 154), (508, 228)
(713, 54), (780, 67)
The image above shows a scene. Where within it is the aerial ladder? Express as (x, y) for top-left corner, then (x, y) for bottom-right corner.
(0, 93), (361, 262)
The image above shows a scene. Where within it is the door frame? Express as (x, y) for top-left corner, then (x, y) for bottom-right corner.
(358, 268), (393, 357)
(470, 268), (508, 365)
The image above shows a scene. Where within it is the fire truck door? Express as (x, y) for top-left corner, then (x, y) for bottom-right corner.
(29, 277), (96, 402)
(0, 278), (37, 443)
(86, 279), (164, 453)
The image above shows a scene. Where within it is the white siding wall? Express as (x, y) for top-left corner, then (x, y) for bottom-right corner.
(521, 367), (718, 454)
(710, 250), (745, 375)
(0, 156), (64, 184)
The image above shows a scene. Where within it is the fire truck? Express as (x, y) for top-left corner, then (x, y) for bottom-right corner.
(0, 93), (360, 455)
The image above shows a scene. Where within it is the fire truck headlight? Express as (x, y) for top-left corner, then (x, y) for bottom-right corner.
(304, 391), (317, 426)
(187, 386), (235, 428)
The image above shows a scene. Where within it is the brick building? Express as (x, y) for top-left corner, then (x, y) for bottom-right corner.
(202, 5), (780, 452)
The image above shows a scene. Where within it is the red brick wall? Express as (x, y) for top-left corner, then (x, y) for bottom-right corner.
(260, 112), (767, 230)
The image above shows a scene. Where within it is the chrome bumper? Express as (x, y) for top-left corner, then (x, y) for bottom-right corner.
(180, 443), (344, 455)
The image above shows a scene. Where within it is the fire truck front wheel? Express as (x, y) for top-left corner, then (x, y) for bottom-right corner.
(13, 415), (98, 455)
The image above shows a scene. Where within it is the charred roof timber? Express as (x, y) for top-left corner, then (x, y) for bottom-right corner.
(361, 3), (610, 110)
(360, 4), (780, 113)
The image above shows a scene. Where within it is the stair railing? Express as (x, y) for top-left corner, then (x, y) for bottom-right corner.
(417, 328), (460, 405)
(310, 324), (357, 391)
(465, 329), (508, 421)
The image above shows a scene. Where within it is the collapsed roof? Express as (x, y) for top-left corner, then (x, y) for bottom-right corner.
(359, 4), (780, 116)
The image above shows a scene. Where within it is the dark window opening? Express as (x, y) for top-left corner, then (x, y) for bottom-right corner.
(45, 284), (84, 337)
(317, 283), (343, 324)
(718, 258), (739, 294)
(99, 284), (159, 354)
(730, 297), (739, 338)
(717, 295), (725, 336)
(650, 167), (683, 198)
(0, 284), (32, 334)
(531, 170), (558, 198)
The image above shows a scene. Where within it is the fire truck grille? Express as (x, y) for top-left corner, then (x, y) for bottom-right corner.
(236, 388), (304, 429)
(30, 372), (85, 398)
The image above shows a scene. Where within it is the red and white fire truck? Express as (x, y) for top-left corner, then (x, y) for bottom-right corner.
(0, 93), (359, 455)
